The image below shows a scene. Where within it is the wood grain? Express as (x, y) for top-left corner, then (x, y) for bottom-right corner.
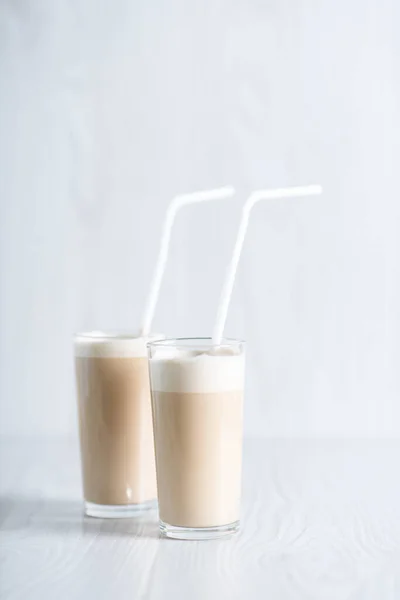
(1, 438), (400, 599)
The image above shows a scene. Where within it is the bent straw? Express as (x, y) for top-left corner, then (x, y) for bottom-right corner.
(212, 184), (322, 344)
(141, 186), (235, 336)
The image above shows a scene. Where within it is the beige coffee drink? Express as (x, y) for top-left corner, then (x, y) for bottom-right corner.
(75, 332), (160, 518)
(148, 338), (245, 539)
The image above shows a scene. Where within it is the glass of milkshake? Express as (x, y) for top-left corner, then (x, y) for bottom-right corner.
(75, 331), (162, 518)
(148, 337), (245, 539)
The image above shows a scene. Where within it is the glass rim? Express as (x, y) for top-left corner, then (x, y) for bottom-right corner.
(147, 336), (245, 350)
(74, 330), (162, 341)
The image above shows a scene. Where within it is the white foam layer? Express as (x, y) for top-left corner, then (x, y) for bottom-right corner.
(75, 332), (163, 358)
(149, 350), (245, 393)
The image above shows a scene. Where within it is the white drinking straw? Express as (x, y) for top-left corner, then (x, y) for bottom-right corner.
(212, 184), (323, 344)
(141, 186), (235, 337)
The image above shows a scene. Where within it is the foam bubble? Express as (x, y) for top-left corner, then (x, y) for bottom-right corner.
(74, 332), (163, 358)
(149, 349), (245, 393)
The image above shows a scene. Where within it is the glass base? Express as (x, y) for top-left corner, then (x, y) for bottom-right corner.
(85, 499), (157, 518)
(159, 519), (240, 540)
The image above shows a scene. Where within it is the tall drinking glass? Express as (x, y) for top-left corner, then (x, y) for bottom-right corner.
(75, 331), (161, 518)
(148, 337), (245, 539)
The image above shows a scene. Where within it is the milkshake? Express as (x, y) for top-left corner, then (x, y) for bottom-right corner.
(75, 332), (161, 518)
(148, 337), (245, 539)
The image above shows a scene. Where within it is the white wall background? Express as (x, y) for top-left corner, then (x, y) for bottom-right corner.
(0, 0), (399, 438)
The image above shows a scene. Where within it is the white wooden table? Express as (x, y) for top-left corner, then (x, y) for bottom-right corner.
(1, 437), (400, 599)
